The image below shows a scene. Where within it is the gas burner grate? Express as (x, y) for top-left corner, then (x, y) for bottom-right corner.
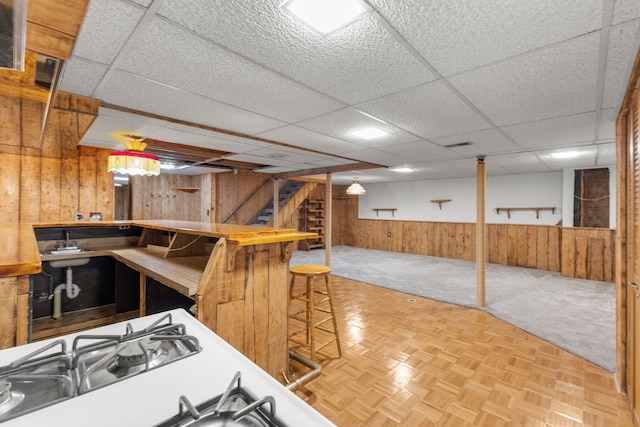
(0, 340), (75, 423)
(155, 372), (286, 427)
(72, 313), (201, 394)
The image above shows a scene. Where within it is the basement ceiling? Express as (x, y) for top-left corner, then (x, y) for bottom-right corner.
(59, 0), (640, 184)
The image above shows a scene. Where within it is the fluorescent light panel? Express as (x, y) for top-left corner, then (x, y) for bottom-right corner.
(284, 0), (366, 34)
(351, 127), (387, 140)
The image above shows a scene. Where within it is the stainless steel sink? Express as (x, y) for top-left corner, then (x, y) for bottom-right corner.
(48, 258), (90, 268)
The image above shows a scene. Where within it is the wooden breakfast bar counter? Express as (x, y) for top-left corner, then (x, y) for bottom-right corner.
(0, 220), (316, 380)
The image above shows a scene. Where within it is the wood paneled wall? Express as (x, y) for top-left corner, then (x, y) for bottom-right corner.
(130, 174), (211, 222)
(215, 172), (271, 224)
(0, 92), (110, 223)
(330, 185), (614, 282)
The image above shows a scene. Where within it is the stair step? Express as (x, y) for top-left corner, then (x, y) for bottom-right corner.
(257, 216), (272, 221)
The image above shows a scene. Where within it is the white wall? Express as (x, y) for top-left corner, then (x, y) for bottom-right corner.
(356, 168), (616, 228)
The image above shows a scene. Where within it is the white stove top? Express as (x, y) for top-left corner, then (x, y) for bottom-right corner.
(0, 309), (335, 426)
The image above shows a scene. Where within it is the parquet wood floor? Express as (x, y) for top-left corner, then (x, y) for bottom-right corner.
(288, 276), (634, 426)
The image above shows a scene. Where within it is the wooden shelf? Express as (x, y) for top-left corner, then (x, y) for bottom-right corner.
(299, 199), (326, 250)
(495, 207), (556, 219)
(373, 208), (396, 217)
(174, 187), (199, 193)
(430, 199), (452, 209)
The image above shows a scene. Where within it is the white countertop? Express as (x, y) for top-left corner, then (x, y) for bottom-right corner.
(0, 309), (335, 426)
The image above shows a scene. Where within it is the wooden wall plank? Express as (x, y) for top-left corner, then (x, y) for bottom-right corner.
(549, 226), (561, 272)
(20, 154), (42, 223)
(78, 146), (97, 215)
(526, 226), (538, 268)
(535, 227), (548, 271)
(0, 153), (21, 222)
(0, 96), (21, 147)
(40, 157), (61, 222)
(20, 99), (43, 149)
(0, 278), (17, 350)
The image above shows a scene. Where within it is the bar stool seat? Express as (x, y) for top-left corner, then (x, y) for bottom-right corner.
(289, 264), (342, 360)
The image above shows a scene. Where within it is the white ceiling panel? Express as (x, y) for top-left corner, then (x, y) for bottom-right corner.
(118, 17), (346, 123)
(602, 20), (640, 109)
(449, 34), (601, 126)
(431, 129), (520, 155)
(489, 152), (541, 166)
(599, 108), (619, 140)
(57, 1), (638, 184)
(295, 108), (420, 146)
(369, 0), (603, 76)
(377, 140), (460, 163)
(337, 148), (408, 166)
(501, 112), (598, 149)
(72, 0), (144, 65)
(98, 71), (286, 135)
(157, 0), (435, 104)
(613, 0), (640, 24)
(356, 80), (492, 139)
(59, 59), (109, 97)
(256, 126), (364, 155)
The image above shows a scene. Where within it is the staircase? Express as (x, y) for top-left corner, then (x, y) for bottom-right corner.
(249, 180), (306, 226)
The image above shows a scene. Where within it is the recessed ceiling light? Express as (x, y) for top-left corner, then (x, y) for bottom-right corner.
(283, 0), (367, 35)
(392, 166), (413, 173)
(350, 127), (387, 140)
(550, 151), (580, 159)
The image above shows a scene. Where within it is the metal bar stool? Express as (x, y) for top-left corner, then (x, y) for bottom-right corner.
(288, 264), (342, 360)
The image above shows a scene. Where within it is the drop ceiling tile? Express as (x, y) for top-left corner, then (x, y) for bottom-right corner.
(256, 126), (365, 155)
(599, 108), (619, 140)
(612, 0), (640, 24)
(356, 80), (492, 139)
(130, 0), (152, 7)
(501, 163), (554, 174)
(296, 108), (420, 147)
(59, 58), (109, 97)
(431, 129), (519, 155)
(306, 158), (356, 167)
(98, 70), (286, 135)
(242, 147), (327, 164)
(338, 148), (409, 166)
(369, 0), (603, 76)
(602, 20), (640, 109)
(449, 34), (600, 126)
(71, 0), (144, 65)
(377, 140), (460, 163)
(490, 152), (545, 167)
(119, 17), (345, 123)
(157, 0), (435, 104)
(83, 116), (165, 148)
(144, 128), (265, 154)
(501, 112), (597, 149)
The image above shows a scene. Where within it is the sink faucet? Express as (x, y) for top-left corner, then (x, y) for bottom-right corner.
(66, 230), (71, 247)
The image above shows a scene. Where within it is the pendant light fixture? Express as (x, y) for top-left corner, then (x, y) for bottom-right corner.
(107, 135), (160, 176)
(346, 178), (366, 195)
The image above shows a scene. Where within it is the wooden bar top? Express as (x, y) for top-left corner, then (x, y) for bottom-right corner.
(2, 220), (316, 278)
(33, 220), (317, 246)
(0, 223), (42, 277)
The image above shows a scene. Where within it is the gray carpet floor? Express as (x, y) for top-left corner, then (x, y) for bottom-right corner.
(291, 246), (616, 372)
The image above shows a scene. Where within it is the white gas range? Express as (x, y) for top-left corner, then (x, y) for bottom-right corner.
(0, 309), (335, 426)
